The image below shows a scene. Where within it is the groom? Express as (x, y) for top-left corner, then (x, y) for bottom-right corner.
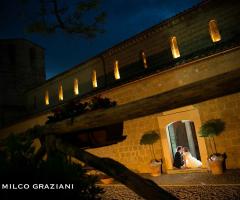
(173, 146), (184, 169)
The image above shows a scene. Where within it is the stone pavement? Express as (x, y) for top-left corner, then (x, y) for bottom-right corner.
(141, 170), (240, 185)
(101, 184), (240, 200)
(99, 170), (240, 200)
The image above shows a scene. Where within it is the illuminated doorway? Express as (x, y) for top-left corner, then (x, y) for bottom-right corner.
(167, 120), (201, 162)
(157, 106), (208, 171)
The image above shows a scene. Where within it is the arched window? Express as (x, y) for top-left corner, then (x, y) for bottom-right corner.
(209, 20), (221, 42)
(141, 51), (148, 69)
(170, 36), (180, 59)
(45, 90), (49, 105)
(114, 60), (120, 80)
(92, 70), (98, 88)
(58, 82), (64, 101)
(73, 78), (79, 95)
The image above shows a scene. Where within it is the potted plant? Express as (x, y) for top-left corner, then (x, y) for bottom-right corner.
(199, 119), (226, 174)
(89, 95), (117, 110)
(140, 131), (162, 176)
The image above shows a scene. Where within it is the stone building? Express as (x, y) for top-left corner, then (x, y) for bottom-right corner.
(0, 0), (240, 173)
(0, 39), (45, 127)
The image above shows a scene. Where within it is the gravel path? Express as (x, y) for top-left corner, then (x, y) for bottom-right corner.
(101, 184), (240, 200)
(99, 170), (240, 200)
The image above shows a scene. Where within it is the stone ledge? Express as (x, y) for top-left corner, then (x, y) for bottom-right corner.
(166, 168), (208, 174)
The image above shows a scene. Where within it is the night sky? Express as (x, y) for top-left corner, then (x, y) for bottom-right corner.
(0, 0), (200, 79)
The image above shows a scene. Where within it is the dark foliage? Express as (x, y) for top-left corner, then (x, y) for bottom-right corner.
(199, 119), (225, 137)
(199, 119), (226, 158)
(140, 131), (161, 161)
(19, 0), (106, 38)
(140, 131), (160, 145)
(46, 96), (116, 124)
(89, 96), (117, 110)
(0, 133), (103, 199)
(46, 100), (88, 124)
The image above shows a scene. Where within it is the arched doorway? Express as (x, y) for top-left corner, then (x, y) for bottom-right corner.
(167, 120), (201, 161)
(157, 106), (208, 171)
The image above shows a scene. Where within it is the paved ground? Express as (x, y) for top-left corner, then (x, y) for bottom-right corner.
(142, 170), (240, 185)
(101, 184), (240, 200)
(99, 170), (240, 200)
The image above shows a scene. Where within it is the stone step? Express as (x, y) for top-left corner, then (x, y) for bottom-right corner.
(166, 168), (208, 174)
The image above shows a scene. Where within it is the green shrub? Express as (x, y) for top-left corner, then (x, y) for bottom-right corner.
(199, 119), (225, 137)
(140, 131), (161, 162)
(199, 119), (225, 157)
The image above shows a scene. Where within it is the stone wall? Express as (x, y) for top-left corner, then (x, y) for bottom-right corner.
(25, 0), (240, 113)
(1, 47), (239, 172)
(87, 48), (240, 105)
(1, 0), (240, 172)
(101, 0), (240, 72)
(88, 115), (163, 173)
(0, 39), (45, 127)
(85, 48), (240, 172)
(196, 93), (240, 169)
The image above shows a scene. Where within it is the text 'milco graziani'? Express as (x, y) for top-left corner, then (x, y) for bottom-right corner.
(1, 184), (74, 190)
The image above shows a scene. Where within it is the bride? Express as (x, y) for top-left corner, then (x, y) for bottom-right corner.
(183, 147), (202, 168)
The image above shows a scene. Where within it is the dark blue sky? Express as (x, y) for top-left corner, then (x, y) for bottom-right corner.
(0, 0), (200, 79)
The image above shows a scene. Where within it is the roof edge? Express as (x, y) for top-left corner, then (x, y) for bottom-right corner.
(43, 0), (210, 82)
(0, 38), (45, 49)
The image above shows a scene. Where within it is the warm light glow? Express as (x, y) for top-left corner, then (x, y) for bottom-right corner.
(141, 51), (148, 69)
(114, 60), (120, 80)
(209, 20), (221, 42)
(92, 70), (98, 88)
(58, 83), (64, 101)
(45, 90), (49, 105)
(170, 36), (180, 59)
(73, 78), (79, 95)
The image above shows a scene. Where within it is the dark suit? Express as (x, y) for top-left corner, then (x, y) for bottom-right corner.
(173, 152), (184, 168)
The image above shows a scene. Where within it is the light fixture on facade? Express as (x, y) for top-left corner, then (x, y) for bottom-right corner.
(114, 60), (120, 80)
(141, 51), (148, 69)
(209, 20), (221, 42)
(92, 70), (98, 88)
(170, 36), (180, 59)
(58, 82), (64, 101)
(74, 78), (79, 95)
(45, 90), (49, 105)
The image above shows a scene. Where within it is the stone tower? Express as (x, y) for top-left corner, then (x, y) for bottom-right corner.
(0, 39), (45, 127)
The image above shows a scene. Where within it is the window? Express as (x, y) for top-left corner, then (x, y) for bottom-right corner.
(170, 36), (180, 59)
(114, 60), (120, 80)
(74, 78), (79, 95)
(45, 90), (49, 105)
(209, 20), (221, 42)
(141, 51), (148, 69)
(92, 70), (98, 88)
(58, 82), (64, 101)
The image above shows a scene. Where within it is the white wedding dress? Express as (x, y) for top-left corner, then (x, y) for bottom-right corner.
(183, 152), (202, 168)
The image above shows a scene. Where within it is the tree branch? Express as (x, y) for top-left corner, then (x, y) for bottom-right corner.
(52, 0), (66, 29)
(55, 138), (177, 200)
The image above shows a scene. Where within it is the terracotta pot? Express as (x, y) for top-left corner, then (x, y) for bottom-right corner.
(208, 159), (223, 175)
(149, 161), (162, 176)
(100, 177), (114, 184)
